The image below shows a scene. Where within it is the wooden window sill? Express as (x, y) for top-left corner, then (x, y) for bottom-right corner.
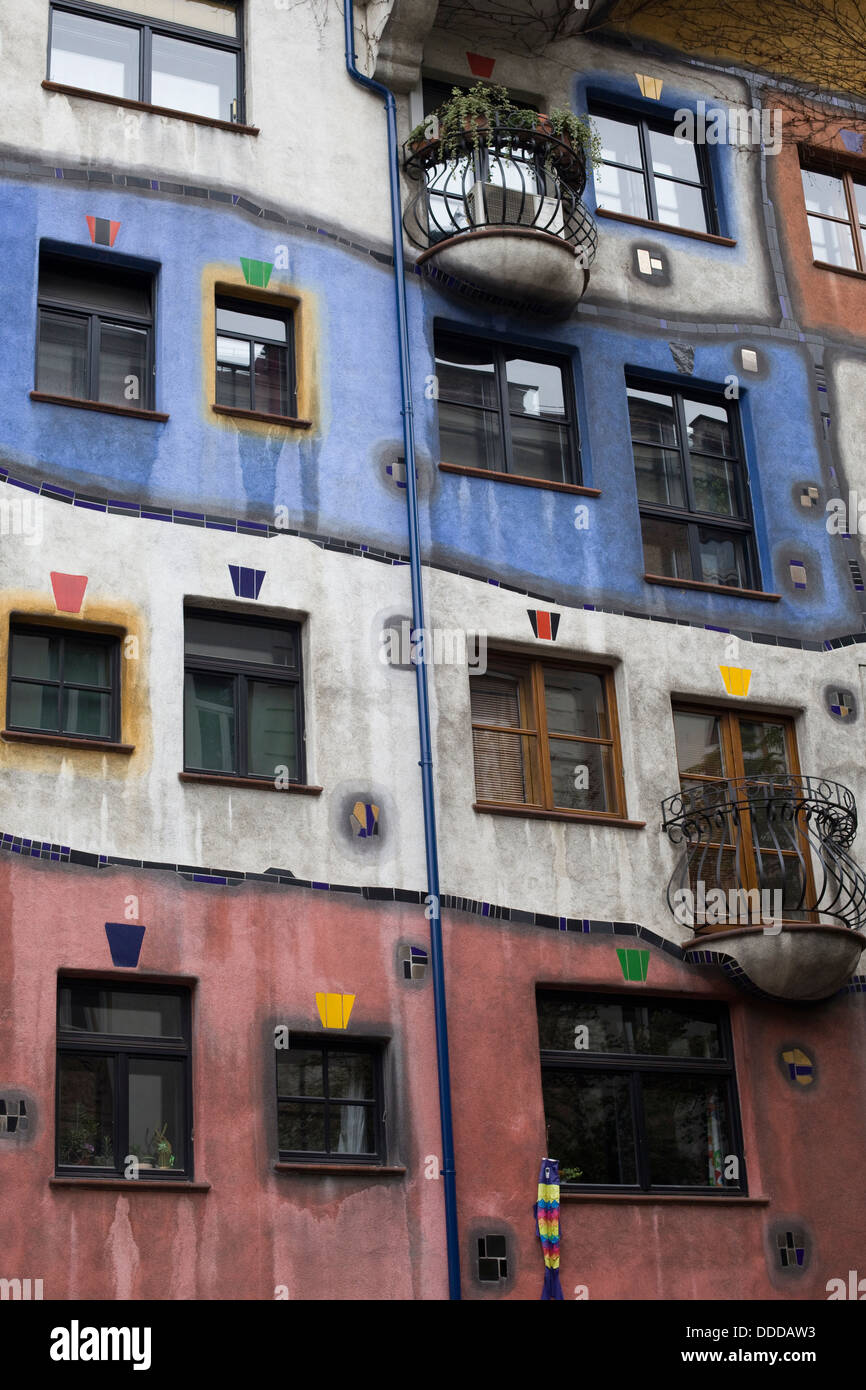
(212, 405), (313, 429)
(179, 771), (322, 794)
(561, 1191), (768, 1205)
(596, 208), (736, 247)
(274, 1162), (406, 1176)
(473, 801), (645, 828)
(812, 258), (866, 280)
(2, 729), (133, 753)
(51, 1177), (210, 1192)
(439, 461), (600, 497)
(644, 573), (780, 601)
(42, 81), (259, 135)
(30, 391), (168, 422)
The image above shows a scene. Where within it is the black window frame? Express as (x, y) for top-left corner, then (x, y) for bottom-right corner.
(276, 1034), (386, 1165)
(590, 100), (719, 235)
(215, 295), (297, 418)
(627, 375), (760, 591)
(7, 622), (122, 743)
(36, 249), (155, 409)
(434, 328), (582, 485)
(537, 989), (748, 1196)
(182, 606), (306, 783)
(55, 979), (193, 1181)
(47, 0), (246, 124)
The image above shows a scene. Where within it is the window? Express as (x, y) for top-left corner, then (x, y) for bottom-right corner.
(56, 980), (191, 1178)
(537, 991), (746, 1193)
(277, 1037), (384, 1163)
(627, 381), (758, 590)
(8, 624), (120, 742)
(36, 251), (154, 409)
(801, 161), (866, 271)
(435, 331), (579, 484)
(183, 609), (305, 782)
(215, 297), (295, 417)
(48, 1), (243, 123)
(591, 104), (716, 234)
(470, 656), (624, 816)
(672, 706), (813, 924)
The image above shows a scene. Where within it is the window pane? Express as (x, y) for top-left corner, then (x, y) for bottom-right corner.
(217, 306), (287, 342)
(593, 114), (642, 167)
(151, 33), (238, 121)
(37, 310), (88, 399)
(49, 10), (139, 100)
(247, 680), (297, 779)
(277, 1051), (324, 1098)
(472, 728), (530, 802)
(57, 1055), (115, 1167)
(62, 687), (111, 738)
(654, 176), (707, 232)
(59, 985), (182, 1037)
(185, 617), (297, 667)
(128, 1058), (184, 1170)
(628, 388), (677, 446)
(684, 400), (733, 456)
(633, 444), (685, 507)
(278, 1102), (326, 1153)
(9, 681), (59, 732)
(40, 261), (151, 317)
(739, 720), (789, 778)
(438, 401), (502, 471)
(332, 1105), (375, 1155)
(537, 995), (723, 1058)
(549, 738), (613, 812)
(98, 323), (148, 407)
(505, 358), (565, 419)
(105, 0), (238, 36)
(690, 455), (740, 517)
(642, 1075), (733, 1187)
(216, 335), (251, 408)
(853, 180), (866, 226)
(806, 214), (857, 267)
(649, 128), (701, 182)
(63, 638), (111, 686)
(471, 672), (522, 728)
(695, 527), (750, 588)
(328, 1052), (374, 1100)
(674, 712), (727, 779)
(11, 632), (60, 680)
(801, 168), (849, 218)
(184, 670), (236, 772)
(509, 415), (570, 482)
(435, 338), (498, 407)
(541, 1070), (636, 1184)
(544, 670), (607, 738)
(593, 161), (648, 218)
(253, 342), (288, 416)
(641, 516), (692, 579)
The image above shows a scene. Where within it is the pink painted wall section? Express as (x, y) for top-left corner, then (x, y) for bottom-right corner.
(1, 854), (865, 1300)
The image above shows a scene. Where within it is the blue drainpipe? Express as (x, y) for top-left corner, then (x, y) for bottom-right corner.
(344, 1), (462, 1301)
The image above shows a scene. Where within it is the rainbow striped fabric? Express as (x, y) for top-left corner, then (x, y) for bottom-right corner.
(535, 1158), (563, 1300)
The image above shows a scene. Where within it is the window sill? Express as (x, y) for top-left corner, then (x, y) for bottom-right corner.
(2, 729), (134, 754)
(41, 81), (259, 136)
(179, 771), (322, 794)
(812, 258), (866, 280)
(50, 1177), (210, 1192)
(644, 573), (780, 601)
(473, 801), (645, 828)
(274, 1162), (406, 1176)
(30, 391), (169, 422)
(439, 461), (600, 497)
(596, 209), (736, 247)
(212, 404), (313, 429)
(560, 1191), (769, 1205)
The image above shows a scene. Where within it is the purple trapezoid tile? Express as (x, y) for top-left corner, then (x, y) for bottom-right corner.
(104, 922), (146, 968)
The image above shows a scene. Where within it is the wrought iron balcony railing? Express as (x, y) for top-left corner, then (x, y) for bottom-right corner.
(661, 775), (866, 932)
(402, 115), (599, 263)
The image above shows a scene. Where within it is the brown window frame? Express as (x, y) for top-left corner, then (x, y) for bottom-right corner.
(671, 703), (817, 928)
(470, 655), (627, 820)
(800, 155), (866, 273)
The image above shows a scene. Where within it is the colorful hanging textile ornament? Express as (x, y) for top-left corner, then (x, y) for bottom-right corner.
(535, 1157), (563, 1300)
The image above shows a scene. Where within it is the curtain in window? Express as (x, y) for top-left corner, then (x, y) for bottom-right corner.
(333, 1054), (372, 1155)
(471, 677), (526, 802)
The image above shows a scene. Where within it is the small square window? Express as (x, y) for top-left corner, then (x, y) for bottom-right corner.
(215, 296), (296, 418)
(477, 1235), (509, 1282)
(8, 624), (121, 743)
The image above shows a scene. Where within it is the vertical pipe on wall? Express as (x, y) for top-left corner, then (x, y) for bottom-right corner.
(343, 0), (462, 1300)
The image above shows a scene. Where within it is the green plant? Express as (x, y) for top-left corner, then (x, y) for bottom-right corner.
(560, 1165), (583, 1182)
(408, 81), (601, 170)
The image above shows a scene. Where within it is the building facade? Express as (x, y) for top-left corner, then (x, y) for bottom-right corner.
(0, 0), (865, 1300)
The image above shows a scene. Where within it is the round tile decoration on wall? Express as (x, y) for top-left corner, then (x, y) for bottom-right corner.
(778, 1045), (816, 1087)
(824, 685), (857, 722)
(329, 785), (392, 858)
(765, 1219), (812, 1282)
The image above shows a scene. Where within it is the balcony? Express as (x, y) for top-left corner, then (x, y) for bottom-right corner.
(402, 115), (598, 315)
(661, 776), (866, 999)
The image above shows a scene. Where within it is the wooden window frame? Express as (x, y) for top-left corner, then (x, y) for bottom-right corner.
(627, 376), (760, 593)
(800, 156), (866, 272)
(276, 1035), (386, 1166)
(471, 654), (627, 819)
(7, 622), (122, 744)
(590, 101), (719, 236)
